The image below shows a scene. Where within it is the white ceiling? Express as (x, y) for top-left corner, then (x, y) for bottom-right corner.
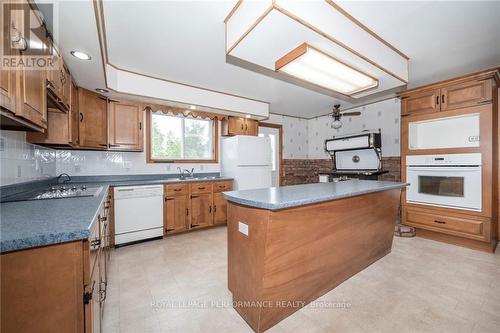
(42, 1), (500, 118)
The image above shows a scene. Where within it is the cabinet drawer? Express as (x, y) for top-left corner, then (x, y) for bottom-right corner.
(190, 182), (213, 194)
(165, 183), (189, 196)
(213, 181), (233, 193)
(405, 209), (487, 240)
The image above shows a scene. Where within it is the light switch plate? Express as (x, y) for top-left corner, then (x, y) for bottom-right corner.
(238, 222), (249, 236)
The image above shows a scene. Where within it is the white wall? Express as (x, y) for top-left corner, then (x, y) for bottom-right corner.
(266, 114), (309, 159)
(307, 98), (401, 159)
(0, 131), (56, 186)
(266, 98), (401, 160)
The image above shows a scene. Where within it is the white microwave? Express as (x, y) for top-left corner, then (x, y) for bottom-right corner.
(408, 113), (480, 150)
(406, 154), (482, 211)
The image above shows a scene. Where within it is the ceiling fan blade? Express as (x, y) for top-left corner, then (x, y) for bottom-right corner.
(341, 111), (361, 116)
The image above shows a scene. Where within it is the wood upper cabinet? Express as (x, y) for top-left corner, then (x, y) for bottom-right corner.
(46, 37), (63, 98)
(70, 82), (80, 145)
(222, 116), (259, 136)
(164, 195), (189, 234)
(440, 78), (492, 111)
(79, 88), (108, 149)
(190, 192), (213, 228)
(401, 89), (440, 115)
(61, 63), (72, 110)
(399, 75), (495, 115)
(0, 2), (16, 113)
(108, 101), (143, 151)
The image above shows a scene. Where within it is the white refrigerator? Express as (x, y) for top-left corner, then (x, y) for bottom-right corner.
(221, 135), (272, 190)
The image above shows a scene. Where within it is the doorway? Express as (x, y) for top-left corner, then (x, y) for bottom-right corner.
(258, 123), (283, 187)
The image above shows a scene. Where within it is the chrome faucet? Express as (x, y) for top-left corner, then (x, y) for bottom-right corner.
(183, 168), (195, 178)
(57, 173), (71, 183)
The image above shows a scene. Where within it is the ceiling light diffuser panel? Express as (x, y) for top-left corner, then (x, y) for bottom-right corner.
(225, 0), (409, 99)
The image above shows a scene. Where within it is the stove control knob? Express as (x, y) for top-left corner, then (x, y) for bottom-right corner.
(60, 186), (67, 191)
(71, 186), (78, 191)
(50, 187), (57, 192)
(81, 185), (87, 190)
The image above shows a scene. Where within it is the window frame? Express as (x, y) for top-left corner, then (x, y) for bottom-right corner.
(146, 108), (219, 163)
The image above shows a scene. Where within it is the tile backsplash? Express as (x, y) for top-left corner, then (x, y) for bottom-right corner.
(55, 149), (220, 176)
(0, 131), (56, 186)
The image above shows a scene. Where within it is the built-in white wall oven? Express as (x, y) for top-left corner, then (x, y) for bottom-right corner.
(406, 153), (482, 211)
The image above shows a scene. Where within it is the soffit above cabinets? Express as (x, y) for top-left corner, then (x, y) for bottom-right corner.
(225, 0), (409, 99)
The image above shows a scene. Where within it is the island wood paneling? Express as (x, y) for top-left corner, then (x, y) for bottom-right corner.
(227, 189), (401, 332)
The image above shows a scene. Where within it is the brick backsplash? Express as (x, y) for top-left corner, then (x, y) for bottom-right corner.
(283, 157), (401, 185)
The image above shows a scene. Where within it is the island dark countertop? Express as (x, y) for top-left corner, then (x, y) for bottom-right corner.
(223, 180), (409, 210)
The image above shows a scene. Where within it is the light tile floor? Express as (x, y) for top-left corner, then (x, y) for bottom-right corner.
(103, 226), (500, 333)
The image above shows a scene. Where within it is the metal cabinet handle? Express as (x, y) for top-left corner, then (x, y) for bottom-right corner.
(209, 206), (212, 213)
(98, 144), (108, 147)
(83, 280), (95, 304)
(434, 220), (446, 224)
(214, 205), (217, 212)
(79, 113), (83, 122)
(245, 123), (248, 131)
(108, 144), (121, 147)
(191, 195), (200, 198)
(99, 281), (107, 302)
(186, 208), (189, 216)
(165, 197), (174, 201)
(198, 187), (206, 190)
(436, 96), (439, 105)
(441, 95), (445, 103)
(174, 189), (182, 192)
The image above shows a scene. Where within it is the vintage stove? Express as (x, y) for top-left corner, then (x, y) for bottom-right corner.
(324, 130), (387, 180)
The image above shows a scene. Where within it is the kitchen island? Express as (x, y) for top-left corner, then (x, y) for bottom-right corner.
(223, 180), (408, 333)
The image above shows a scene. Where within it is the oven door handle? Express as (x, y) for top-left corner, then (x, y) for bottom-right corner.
(406, 166), (480, 172)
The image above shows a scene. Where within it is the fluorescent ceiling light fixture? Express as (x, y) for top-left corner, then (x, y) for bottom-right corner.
(275, 43), (378, 96)
(189, 105), (197, 110)
(71, 50), (91, 60)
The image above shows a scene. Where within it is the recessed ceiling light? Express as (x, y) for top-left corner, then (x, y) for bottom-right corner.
(70, 50), (91, 60)
(189, 105), (197, 110)
(276, 43), (378, 96)
(95, 88), (109, 93)
(245, 114), (251, 118)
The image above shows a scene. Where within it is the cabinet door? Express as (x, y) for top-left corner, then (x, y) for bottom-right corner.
(228, 117), (245, 135)
(0, 2), (16, 112)
(79, 89), (108, 149)
(245, 119), (259, 136)
(61, 64), (71, 110)
(70, 82), (79, 146)
(98, 246), (106, 320)
(164, 195), (189, 233)
(91, 261), (101, 333)
(440, 79), (492, 111)
(47, 38), (62, 97)
(401, 89), (441, 115)
(190, 193), (213, 228)
(108, 101), (143, 151)
(213, 193), (228, 225)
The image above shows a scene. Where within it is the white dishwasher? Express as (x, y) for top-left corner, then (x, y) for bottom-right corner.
(114, 185), (164, 245)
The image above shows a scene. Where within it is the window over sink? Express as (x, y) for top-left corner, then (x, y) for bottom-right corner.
(147, 111), (218, 163)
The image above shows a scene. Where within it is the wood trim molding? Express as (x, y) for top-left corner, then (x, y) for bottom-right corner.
(275, 43), (379, 97)
(91, 0), (271, 110)
(259, 122), (284, 186)
(398, 67), (500, 97)
(145, 108), (219, 164)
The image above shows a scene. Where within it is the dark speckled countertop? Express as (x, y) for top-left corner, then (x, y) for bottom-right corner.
(0, 174), (232, 253)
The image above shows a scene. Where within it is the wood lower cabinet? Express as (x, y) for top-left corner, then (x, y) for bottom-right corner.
(164, 195), (189, 234)
(222, 116), (259, 136)
(1, 194), (110, 333)
(79, 89), (108, 149)
(163, 180), (232, 235)
(108, 101), (143, 151)
(190, 192), (213, 228)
